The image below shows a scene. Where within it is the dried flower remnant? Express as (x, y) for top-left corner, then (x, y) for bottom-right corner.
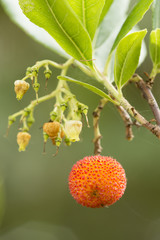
(68, 156), (127, 208)
(14, 80), (30, 100)
(43, 121), (64, 145)
(17, 132), (31, 152)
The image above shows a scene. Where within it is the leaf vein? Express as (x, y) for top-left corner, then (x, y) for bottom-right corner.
(45, 0), (88, 60)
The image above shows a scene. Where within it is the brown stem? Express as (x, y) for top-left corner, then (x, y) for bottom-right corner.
(116, 105), (134, 141)
(121, 99), (160, 139)
(93, 98), (108, 155)
(133, 74), (160, 127)
(94, 68), (160, 139)
(144, 72), (154, 89)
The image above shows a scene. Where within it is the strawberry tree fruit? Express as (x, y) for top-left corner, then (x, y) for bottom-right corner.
(68, 156), (127, 208)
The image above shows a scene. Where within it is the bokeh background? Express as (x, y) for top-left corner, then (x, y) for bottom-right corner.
(1, 2), (160, 240)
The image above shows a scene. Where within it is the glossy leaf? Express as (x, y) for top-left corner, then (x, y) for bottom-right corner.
(68, 0), (105, 40)
(98, 0), (113, 25)
(150, 29), (160, 67)
(111, 0), (154, 52)
(1, 0), (68, 58)
(114, 30), (147, 89)
(19, 0), (93, 67)
(95, 0), (130, 49)
(58, 76), (113, 102)
(94, 0), (130, 73)
(152, 0), (160, 29)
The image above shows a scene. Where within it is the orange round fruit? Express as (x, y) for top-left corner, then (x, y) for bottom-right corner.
(68, 156), (127, 208)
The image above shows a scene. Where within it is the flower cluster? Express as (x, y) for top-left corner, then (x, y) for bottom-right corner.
(8, 59), (89, 153)
(43, 120), (82, 148)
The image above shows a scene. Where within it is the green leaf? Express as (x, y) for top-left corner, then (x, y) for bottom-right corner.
(93, 0), (130, 75)
(18, 0), (93, 67)
(98, 0), (113, 25)
(95, 0), (130, 53)
(114, 30), (147, 89)
(1, 0), (69, 58)
(58, 76), (113, 102)
(67, 0), (105, 40)
(152, 0), (160, 29)
(111, 0), (154, 52)
(150, 28), (160, 67)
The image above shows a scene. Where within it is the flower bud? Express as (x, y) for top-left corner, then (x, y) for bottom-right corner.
(33, 82), (40, 93)
(31, 67), (38, 77)
(17, 132), (31, 152)
(43, 132), (49, 143)
(65, 120), (82, 142)
(8, 116), (16, 126)
(24, 108), (31, 117)
(44, 69), (52, 79)
(27, 115), (35, 128)
(64, 137), (72, 146)
(78, 103), (88, 115)
(14, 80), (30, 100)
(60, 102), (68, 112)
(50, 111), (58, 121)
(26, 67), (32, 75)
(52, 137), (62, 147)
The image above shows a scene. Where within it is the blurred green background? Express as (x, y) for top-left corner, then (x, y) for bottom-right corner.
(1, 2), (160, 240)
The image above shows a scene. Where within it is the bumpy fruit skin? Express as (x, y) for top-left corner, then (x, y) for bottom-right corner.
(68, 156), (127, 208)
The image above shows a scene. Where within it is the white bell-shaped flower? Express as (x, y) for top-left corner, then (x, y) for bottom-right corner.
(65, 120), (82, 142)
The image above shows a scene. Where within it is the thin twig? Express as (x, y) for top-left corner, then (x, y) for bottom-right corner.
(132, 74), (160, 127)
(121, 100), (160, 139)
(116, 105), (134, 141)
(93, 69), (160, 139)
(93, 98), (108, 155)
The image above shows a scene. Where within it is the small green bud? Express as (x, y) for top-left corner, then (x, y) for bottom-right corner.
(43, 132), (49, 143)
(64, 137), (72, 146)
(78, 103), (88, 115)
(23, 108), (31, 117)
(33, 82), (40, 93)
(22, 126), (29, 132)
(54, 137), (62, 147)
(82, 107), (88, 115)
(32, 67), (38, 77)
(27, 115), (35, 127)
(26, 67), (32, 75)
(44, 69), (52, 79)
(8, 116), (16, 126)
(50, 111), (58, 121)
(60, 102), (68, 111)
